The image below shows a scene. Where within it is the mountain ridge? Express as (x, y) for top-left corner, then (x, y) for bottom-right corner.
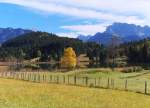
(78, 23), (150, 44)
(0, 27), (32, 43)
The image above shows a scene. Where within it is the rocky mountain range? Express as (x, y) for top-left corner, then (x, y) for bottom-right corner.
(1, 23), (150, 45)
(0, 28), (32, 43)
(78, 23), (150, 45)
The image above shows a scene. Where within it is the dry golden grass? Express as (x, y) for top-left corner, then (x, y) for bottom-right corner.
(0, 78), (150, 108)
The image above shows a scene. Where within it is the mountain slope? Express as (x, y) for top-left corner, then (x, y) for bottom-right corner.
(0, 28), (32, 43)
(88, 33), (113, 45)
(105, 22), (150, 38)
(77, 35), (91, 42)
(78, 23), (150, 45)
(1, 32), (86, 60)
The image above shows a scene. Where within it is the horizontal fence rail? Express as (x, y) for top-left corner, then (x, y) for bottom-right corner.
(0, 72), (149, 95)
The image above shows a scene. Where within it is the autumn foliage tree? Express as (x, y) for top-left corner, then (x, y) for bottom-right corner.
(61, 47), (77, 69)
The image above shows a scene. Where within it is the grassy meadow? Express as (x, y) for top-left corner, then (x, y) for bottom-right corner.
(0, 78), (150, 108)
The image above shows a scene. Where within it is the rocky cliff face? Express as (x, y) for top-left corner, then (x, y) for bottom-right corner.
(78, 23), (150, 45)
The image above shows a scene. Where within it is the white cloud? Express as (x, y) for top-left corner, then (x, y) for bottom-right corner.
(0, 0), (146, 24)
(56, 32), (78, 38)
(1, 0), (150, 36)
(61, 23), (110, 36)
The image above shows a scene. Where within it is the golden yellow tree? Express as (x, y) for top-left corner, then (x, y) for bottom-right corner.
(61, 47), (77, 69)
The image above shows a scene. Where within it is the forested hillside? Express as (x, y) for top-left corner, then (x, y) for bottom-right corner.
(120, 38), (150, 65)
(0, 32), (101, 62)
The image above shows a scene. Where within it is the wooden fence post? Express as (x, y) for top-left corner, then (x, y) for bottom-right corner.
(38, 74), (40, 82)
(95, 78), (96, 87)
(5, 72), (7, 78)
(29, 73), (31, 81)
(49, 75), (52, 83)
(82, 77), (84, 85)
(22, 73), (24, 80)
(15, 73), (16, 79)
(145, 81), (147, 94)
(107, 78), (110, 88)
(28, 73), (30, 81)
(4, 72), (6, 78)
(8, 72), (10, 78)
(23, 73), (25, 80)
(30, 73), (32, 81)
(98, 77), (101, 87)
(1, 72), (3, 77)
(68, 75), (69, 84)
(85, 77), (88, 86)
(14, 73), (15, 79)
(34, 74), (36, 82)
(17, 73), (19, 80)
(1, 72), (2, 77)
(25, 73), (27, 80)
(57, 76), (59, 84)
(12, 73), (14, 79)
(45, 74), (47, 82)
(112, 79), (114, 89)
(74, 76), (77, 85)
(42, 74), (44, 82)
(125, 80), (128, 90)
(110, 78), (112, 88)
(63, 76), (65, 84)
(20, 73), (22, 80)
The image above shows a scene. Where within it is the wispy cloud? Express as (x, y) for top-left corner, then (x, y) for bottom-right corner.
(0, 0), (146, 24)
(56, 32), (78, 38)
(61, 23), (110, 36)
(0, 0), (150, 36)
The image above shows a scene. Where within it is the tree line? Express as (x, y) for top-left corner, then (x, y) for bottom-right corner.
(121, 38), (150, 65)
(0, 32), (102, 64)
(1, 31), (150, 68)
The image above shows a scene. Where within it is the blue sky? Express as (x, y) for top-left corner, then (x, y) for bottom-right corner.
(0, 0), (149, 38)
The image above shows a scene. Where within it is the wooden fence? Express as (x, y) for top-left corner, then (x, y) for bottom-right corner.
(0, 72), (149, 95)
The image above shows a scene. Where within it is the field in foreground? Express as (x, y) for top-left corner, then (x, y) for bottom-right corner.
(0, 78), (150, 108)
